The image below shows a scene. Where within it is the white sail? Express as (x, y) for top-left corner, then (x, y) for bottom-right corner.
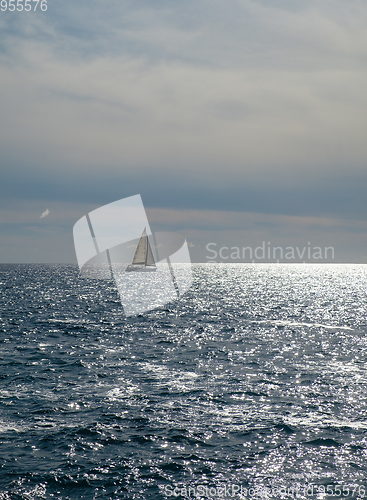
(132, 228), (147, 265)
(145, 237), (155, 266)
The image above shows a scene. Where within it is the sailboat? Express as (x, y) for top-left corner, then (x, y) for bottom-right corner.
(126, 228), (156, 272)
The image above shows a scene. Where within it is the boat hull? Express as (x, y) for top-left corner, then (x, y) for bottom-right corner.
(125, 265), (157, 272)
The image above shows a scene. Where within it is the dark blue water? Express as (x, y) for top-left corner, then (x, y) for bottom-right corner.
(1, 264), (367, 499)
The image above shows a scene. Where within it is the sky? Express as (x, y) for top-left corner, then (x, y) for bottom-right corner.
(1, 0), (367, 263)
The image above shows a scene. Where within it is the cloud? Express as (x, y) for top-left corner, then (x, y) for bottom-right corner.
(1, 42), (366, 179)
(40, 208), (50, 219)
(1, 0), (367, 180)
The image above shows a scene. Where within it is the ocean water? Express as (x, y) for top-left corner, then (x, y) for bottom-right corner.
(1, 264), (367, 499)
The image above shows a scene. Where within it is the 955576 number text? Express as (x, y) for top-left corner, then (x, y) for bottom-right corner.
(1, 0), (47, 11)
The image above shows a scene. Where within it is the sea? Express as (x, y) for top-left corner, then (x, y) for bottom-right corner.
(1, 264), (367, 499)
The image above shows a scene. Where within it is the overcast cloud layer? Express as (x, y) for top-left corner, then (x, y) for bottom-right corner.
(1, 0), (367, 262)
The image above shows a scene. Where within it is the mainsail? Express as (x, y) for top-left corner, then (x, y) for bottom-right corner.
(131, 228), (148, 265)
